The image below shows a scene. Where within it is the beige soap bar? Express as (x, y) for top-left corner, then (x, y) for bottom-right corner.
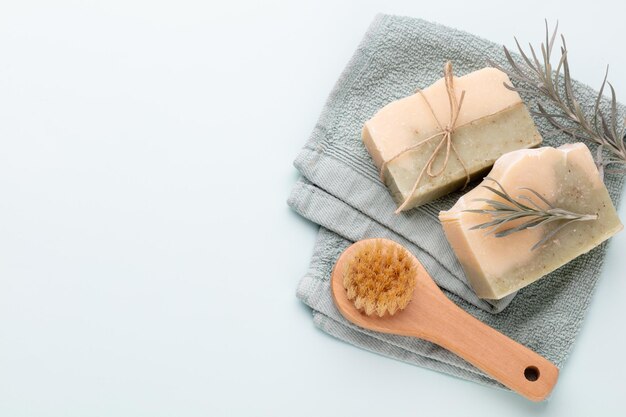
(439, 143), (623, 300)
(363, 67), (542, 211)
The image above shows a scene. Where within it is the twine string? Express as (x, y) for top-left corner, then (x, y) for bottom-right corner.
(379, 62), (470, 214)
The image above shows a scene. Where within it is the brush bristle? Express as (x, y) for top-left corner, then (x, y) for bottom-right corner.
(343, 240), (417, 317)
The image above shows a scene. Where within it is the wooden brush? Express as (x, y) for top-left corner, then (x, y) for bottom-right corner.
(331, 238), (559, 401)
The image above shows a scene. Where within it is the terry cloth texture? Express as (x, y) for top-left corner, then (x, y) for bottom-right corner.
(288, 14), (624, 390)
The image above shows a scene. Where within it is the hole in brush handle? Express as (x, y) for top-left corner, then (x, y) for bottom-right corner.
(524, 365), (540, 382)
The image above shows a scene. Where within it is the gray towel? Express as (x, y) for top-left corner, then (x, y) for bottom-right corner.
(288, 14), (625, 389)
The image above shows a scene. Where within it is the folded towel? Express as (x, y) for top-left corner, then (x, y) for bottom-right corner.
(289, 14), (624, 389)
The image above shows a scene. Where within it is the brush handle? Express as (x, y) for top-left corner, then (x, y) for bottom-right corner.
(418, 293), (559, 401)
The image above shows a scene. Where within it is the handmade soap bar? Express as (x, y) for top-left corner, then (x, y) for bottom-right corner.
(363, 67), (542, 212)
(439, 143), (623, 300)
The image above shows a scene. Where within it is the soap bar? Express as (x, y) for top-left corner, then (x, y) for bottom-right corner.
(362, 67), (542, 212)
(439, 143), (623, 300)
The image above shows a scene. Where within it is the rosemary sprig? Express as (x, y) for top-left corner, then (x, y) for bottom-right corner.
(464, 177), (598, 251)
(488, 21), (626, 178)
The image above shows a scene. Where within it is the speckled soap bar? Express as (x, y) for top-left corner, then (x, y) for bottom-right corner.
(362, 67), (542, 212)
(439, 143), (623, 300)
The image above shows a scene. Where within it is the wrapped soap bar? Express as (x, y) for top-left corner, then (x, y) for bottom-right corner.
(439, 143), (623, 300)
(362, 64), (542, 212)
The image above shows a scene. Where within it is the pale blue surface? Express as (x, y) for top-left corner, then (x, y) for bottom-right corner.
(0, 1), (624, 416)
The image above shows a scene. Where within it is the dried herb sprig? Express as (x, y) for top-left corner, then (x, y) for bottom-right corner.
(464, 177), (598, 250)
(489, 21), (626, 178)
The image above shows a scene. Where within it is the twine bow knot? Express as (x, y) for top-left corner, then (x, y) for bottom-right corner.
(380, 62), (471, 213)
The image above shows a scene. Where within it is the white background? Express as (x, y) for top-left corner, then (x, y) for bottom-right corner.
(1, 1), (625, 416)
